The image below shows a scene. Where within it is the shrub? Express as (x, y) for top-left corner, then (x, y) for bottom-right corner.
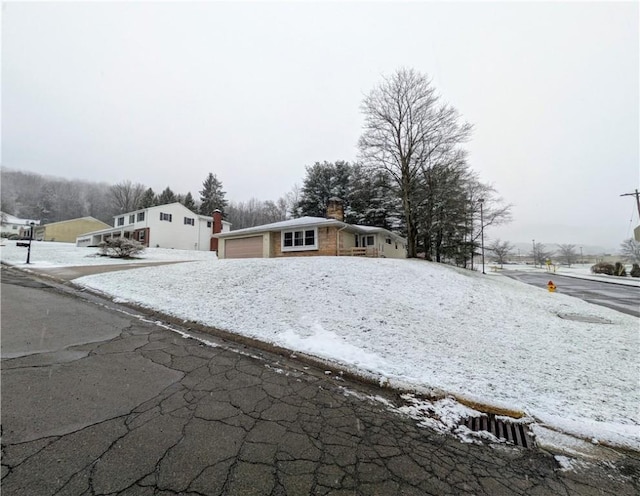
(98, 238), (144, 258)
(614, 262), (627, 277)
(590, 262), (615, 275)
(630, 264), (640, 278)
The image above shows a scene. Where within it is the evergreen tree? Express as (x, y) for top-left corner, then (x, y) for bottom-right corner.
(158, 187), (177, 205)
(199, 173), (227, 215)
(181, 192), (197, 212)
(138, 188), (157, 209)
(296, 161), (353, 217)
(417, 153), (471, 262)
(347, 165), (401, 229)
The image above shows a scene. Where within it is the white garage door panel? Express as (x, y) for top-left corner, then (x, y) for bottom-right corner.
(225, 236), (264, 259)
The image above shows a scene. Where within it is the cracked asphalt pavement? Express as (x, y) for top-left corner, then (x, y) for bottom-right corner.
(1, 265), (638, 495)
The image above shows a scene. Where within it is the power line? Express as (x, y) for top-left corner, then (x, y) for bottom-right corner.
(620, 189), (640, 218)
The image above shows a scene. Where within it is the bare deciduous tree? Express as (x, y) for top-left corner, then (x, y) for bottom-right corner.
(557, 244), (578, 267)
(464, 177), (512, 268)
(110, 180), (146, 214)
(620, 238), (640, 264)
(531, 242), (554, 267)
(285, 183), (302, 218)
(488, 239), (514, 268)
(226, 198), (288, 230)
(358, 68), (472, 257)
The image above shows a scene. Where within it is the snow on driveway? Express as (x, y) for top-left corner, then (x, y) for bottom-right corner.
(2, 242), (638, 450)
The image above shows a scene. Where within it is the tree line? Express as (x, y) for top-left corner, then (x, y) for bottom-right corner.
(488, 239), (640, 268)
(3, 67), (518, 263)
(0, 170), (228, 225)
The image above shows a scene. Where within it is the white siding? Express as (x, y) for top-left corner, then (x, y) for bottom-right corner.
(108, 203), (215, 251)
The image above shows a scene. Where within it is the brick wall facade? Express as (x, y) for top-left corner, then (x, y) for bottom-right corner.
(133, 228), (150, 247)
(270, 226), (340, 257)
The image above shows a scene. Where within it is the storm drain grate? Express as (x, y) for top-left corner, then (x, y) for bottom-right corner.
(460, 415), (533, 448)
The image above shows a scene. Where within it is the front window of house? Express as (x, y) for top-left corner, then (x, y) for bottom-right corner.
(282, 228), (317, 251)
(117, 217), (124, 226)
(137, 212), (145, 222)
(184, 217), (195, 226)
(160, 212), (172, 222)
(129, 215), (135, 224)
(364, 235), (375, 246)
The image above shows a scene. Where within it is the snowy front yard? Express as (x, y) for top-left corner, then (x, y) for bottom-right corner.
(2, 242), (638, 450)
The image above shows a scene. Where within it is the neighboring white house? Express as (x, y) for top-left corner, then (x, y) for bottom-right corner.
(0, 212), (40, 238)
(76, 203), (231, 251)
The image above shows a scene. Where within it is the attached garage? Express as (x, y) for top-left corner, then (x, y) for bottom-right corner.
(223, 236), (265, 259)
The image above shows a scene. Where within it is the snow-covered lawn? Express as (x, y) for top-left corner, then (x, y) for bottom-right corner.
(0, 240), (218, 267)
(2, 241), (638, 450)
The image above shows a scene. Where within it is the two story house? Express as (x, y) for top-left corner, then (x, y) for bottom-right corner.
(76, 202), (230, 251)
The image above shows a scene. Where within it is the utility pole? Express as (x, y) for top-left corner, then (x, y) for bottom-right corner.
(532, 239), (536, 267)
(620, 189), (640, 217)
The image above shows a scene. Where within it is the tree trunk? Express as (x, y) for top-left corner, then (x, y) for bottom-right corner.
(401, 175), (417, 258)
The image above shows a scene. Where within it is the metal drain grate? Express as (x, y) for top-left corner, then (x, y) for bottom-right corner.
(460, 415), (533, 448)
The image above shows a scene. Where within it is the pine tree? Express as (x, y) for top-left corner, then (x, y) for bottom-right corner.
(157, 187), (177, 205)
(199, 173), (227, 215)
(296, 161), (353, 217)
(181, 192), (197, 212)
(347, 165), (401, 229)
(138, 188), (157, 209)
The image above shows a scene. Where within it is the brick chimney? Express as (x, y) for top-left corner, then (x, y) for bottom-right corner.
(326, 197), (344, 222)
(210, 210), (223, 251)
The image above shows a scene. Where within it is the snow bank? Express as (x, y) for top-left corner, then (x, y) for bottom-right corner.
(72, 256), (639, 449)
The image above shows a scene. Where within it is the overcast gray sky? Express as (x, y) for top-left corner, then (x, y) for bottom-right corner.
(2, 1), (638, 250)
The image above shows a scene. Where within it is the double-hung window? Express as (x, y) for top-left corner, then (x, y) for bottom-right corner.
(137, 212), (145, 222)
(160, 213), (172, 222)
(129, 215), (135, 224)
(117, 216), (125, 226)
(184, 217), (195, 226)
(282, 228), (317, 252)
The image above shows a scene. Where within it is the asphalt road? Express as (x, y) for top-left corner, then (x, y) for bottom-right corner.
(2, 265), (638, 495)
(502, 271), (640, 317)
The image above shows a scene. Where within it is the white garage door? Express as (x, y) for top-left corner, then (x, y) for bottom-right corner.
(224, 236), (264, 259)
